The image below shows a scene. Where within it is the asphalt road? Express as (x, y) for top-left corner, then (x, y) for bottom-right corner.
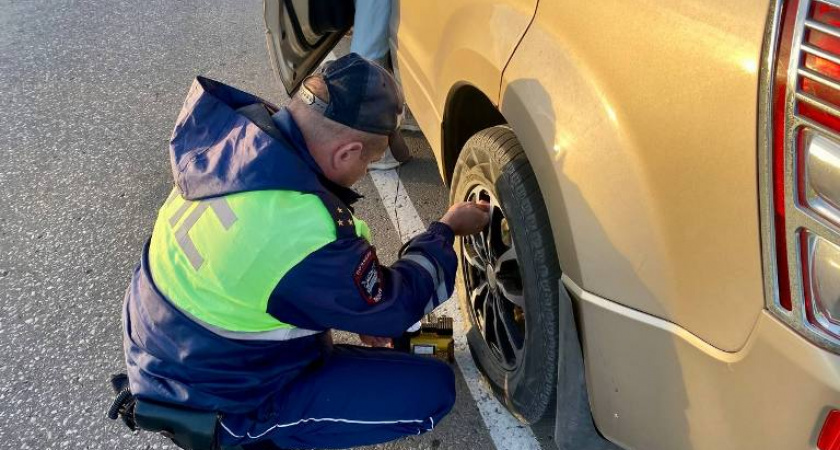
(0, 1), (545, 449)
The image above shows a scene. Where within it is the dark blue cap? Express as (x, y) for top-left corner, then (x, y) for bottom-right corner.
(297, 53), (403, 136)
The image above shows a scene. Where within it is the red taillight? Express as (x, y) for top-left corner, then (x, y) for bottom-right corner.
(814, 2), (840, 28)
(773, 0), (800, 311)
(767, 0), (840, 351)
(799, 1), (840, 130)
(819, 410), (840, 450)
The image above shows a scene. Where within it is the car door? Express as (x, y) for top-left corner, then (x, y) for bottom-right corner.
(264, 0), (354, 94)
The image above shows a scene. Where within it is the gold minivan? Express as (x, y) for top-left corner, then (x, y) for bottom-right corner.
(265, 1), (840, 448)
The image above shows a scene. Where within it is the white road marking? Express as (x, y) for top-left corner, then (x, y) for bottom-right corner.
(368, 169), (542, 450)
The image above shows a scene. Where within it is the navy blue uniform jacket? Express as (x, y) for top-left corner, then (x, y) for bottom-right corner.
(123, 77), (457, 414)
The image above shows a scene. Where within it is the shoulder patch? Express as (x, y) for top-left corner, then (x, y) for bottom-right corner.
(354, 247), (384, 305)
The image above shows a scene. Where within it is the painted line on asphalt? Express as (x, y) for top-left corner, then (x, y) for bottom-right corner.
(368, 167), (541, 450)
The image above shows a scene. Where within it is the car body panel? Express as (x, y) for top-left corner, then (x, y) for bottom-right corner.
(391, 0), (536, 163)
(498, 0), (770, 352)
(390, 0), (840, 447)
(566, 275), (840, 450)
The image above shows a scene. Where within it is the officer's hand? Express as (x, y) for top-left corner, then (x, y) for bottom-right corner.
(440, 200), (491, 236)
(359, 334), (393, 348)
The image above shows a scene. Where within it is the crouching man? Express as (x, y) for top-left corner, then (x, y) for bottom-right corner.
(122, 54), (489, 449)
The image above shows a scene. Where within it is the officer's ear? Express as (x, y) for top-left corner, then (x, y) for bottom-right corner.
(333, 141), (364, 170)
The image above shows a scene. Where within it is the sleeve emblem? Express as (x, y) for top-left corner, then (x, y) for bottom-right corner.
(354, 247), (384, 305)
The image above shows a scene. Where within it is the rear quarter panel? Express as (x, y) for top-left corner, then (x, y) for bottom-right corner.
(500, 0), (771, 352)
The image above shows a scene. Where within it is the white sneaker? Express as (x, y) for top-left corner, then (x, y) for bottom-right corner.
(368, 147), (402, 171)
(400, 108), (421, 132)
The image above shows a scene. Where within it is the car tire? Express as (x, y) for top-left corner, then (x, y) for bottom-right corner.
(451, 125), (561, 423)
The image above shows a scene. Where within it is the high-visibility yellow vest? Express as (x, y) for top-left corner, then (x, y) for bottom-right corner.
(149, 188), (371, 332)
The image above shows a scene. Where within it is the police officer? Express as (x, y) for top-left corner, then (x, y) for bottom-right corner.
(122, 53), (490, 449)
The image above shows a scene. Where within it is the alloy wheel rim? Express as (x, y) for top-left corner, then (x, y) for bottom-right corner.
(461, 185), (526, 370)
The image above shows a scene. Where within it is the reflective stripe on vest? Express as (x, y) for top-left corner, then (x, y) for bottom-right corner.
(149, 188), (370, 333)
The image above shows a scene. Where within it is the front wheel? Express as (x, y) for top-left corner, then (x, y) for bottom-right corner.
(451, 126), (561, 423)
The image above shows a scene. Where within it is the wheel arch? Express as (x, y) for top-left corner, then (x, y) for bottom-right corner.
(441, 81), (583, 282)
(441, 83), (506, 186)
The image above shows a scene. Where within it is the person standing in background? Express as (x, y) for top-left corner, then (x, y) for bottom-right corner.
(352, 0), (413, 170)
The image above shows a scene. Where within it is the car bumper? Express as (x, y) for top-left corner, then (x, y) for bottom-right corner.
(565, 276), (840, 450)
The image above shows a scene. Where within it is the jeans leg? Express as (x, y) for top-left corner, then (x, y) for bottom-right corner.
(350, 0), (392, 60)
